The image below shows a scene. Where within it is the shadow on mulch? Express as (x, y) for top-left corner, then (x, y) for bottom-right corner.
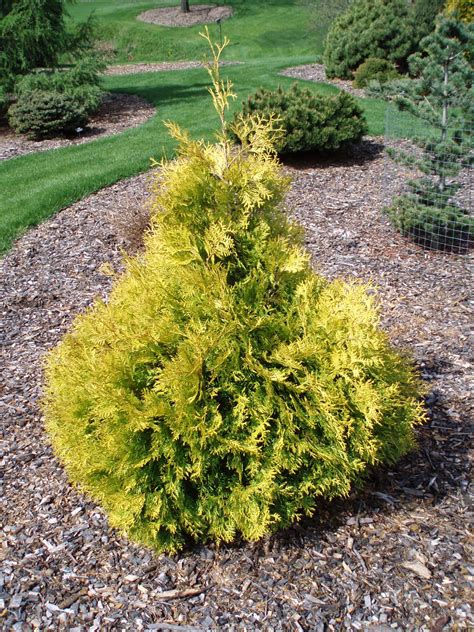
(281, 138), (385, 171)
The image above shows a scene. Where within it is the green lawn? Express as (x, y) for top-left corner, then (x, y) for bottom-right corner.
(67, 0), (323, 63)
(0, 0), (389, 253)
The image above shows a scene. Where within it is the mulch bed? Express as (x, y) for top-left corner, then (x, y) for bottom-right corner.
(0, 93), (155, 161)
(138, 5), (233, 28)
(1, 139), (472, 630)
(280, 64), (366, 99)
(105, 61), (241, 76)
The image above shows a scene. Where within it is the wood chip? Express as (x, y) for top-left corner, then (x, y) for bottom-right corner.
(155, 587), (207, 601)
(401, 561), (432, 580)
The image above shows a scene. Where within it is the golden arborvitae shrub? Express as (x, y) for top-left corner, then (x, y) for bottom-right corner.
(44, 33), (426, 553)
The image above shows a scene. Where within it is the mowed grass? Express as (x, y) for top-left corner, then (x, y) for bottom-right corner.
(67, 0), (323, 63)
(0, 0), (391, 253)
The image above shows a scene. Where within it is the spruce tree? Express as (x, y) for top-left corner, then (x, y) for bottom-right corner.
(380, 17), (473, 252)
(0, 0), (66, 88)
(43, 32), (425, 553)
(0, 0), (95, 90)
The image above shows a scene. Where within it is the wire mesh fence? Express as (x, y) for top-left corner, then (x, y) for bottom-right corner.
(383, 101), (473, 254)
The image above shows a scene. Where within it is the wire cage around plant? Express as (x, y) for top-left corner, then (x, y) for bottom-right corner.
(383, 101), (473, 254)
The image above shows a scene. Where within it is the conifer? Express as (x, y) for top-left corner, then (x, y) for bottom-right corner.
(44, 31), (426, 553)
(379, 17), (473, 251)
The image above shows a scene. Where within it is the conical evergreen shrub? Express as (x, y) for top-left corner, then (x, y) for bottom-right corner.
(44, 33), (426, 553)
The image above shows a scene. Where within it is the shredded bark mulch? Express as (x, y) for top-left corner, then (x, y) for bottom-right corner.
(105, 61), (241, 76)
(1, 139), (472, 630)
(280, 63), (366, 98)
(138, 5), (233, 28)
(0, 93), (155, 161)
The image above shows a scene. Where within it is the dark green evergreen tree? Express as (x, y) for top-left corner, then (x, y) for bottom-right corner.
(323, 0), (415, 79)
(412, 0), (446, 43)
(0, 0), (66, 88)
(380, 17), (473, 252)
(0, 0), (95, 90)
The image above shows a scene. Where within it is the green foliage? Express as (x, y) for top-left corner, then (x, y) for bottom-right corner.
(8, 90), (90, 139)
(380, 17), (473, 252)
(386, 196), (473, 252)
(353, 58), (400, 89)
(0, 0), (67, 89)
(43, 34), (425, 553)
(323, 0), (415, 79)
(231, 84), (367, 155)
(15, 54), (105, 112)
(9, 55), (105, 139)
(0, 82), (8, 118)
(412, 0), (446, 43)
(0, 0), (13, 18)
(0, 0), (97, 91)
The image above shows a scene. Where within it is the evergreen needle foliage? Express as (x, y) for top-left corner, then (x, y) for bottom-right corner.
(231, 84), (367, 155)
(379, 17), (473, 252)
(44, 31), (426, 553)
(353, 58), (400, 89)
(323, 0), (415, 79)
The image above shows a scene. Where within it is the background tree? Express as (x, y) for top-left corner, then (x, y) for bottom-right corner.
(323, 0), (415, 79)
(379, 17), (473, 251)
(412, 0), (447, 43)
(180, 0), (190, 13)
(0, 0), (104, 136)
(0, 0), (67, 88)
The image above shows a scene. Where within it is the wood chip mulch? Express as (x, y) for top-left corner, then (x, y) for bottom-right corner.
(105, 61), (241, 77)
(0, 93), (155, 161)
(1, 139), (472, 631)
(280, 64), (366, 98)
(138, 5), (233, 28)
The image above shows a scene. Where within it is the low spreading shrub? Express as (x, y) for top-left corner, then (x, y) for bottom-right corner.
(386, 197), (473, 254)
(8, 55), (105, 138)
(231, 84), (367, 155)
(323, 0), (415, 79)
(353, 58), (400, 89)
(8, 90), (89, 138)
(43, 33), (425, 554)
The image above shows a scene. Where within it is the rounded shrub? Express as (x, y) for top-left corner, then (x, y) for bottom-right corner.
(8, 56), (105, 139)
(353, 58), (400, 89)
(44, 46), (425, 554)
(231, 84), (367, 155)
(324, 0), (415, 79)
(8, 90), (89, 139)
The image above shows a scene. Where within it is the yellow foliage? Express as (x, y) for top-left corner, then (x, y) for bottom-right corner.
(445, 0), (474, 22)
(43, 33), (426, 553)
